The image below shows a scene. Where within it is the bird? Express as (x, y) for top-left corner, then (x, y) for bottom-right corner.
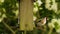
(34, 17), (47, 29)
(37, 17), (47, 26)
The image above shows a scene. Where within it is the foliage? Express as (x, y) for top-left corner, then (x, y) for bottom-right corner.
(0, 0), (18, 34)
(0, 0), (60, 34)
(33, 0), (60, 34)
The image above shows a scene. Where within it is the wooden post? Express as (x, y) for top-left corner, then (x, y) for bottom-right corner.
(20, 0), (34, 31)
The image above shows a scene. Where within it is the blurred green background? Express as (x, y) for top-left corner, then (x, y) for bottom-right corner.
(0, 0), (60, 34)
(33, 0), (60, 34)
(0, 0), (18, 34)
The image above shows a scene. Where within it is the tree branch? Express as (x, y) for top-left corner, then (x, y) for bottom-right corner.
(2, 21), (16, 34)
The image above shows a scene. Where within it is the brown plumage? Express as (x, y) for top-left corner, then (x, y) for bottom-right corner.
(37, 17), (46, 26)
(35, 17), (47, 30)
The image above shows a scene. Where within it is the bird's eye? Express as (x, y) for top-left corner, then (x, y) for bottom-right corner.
(38, 20), (41, 22)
